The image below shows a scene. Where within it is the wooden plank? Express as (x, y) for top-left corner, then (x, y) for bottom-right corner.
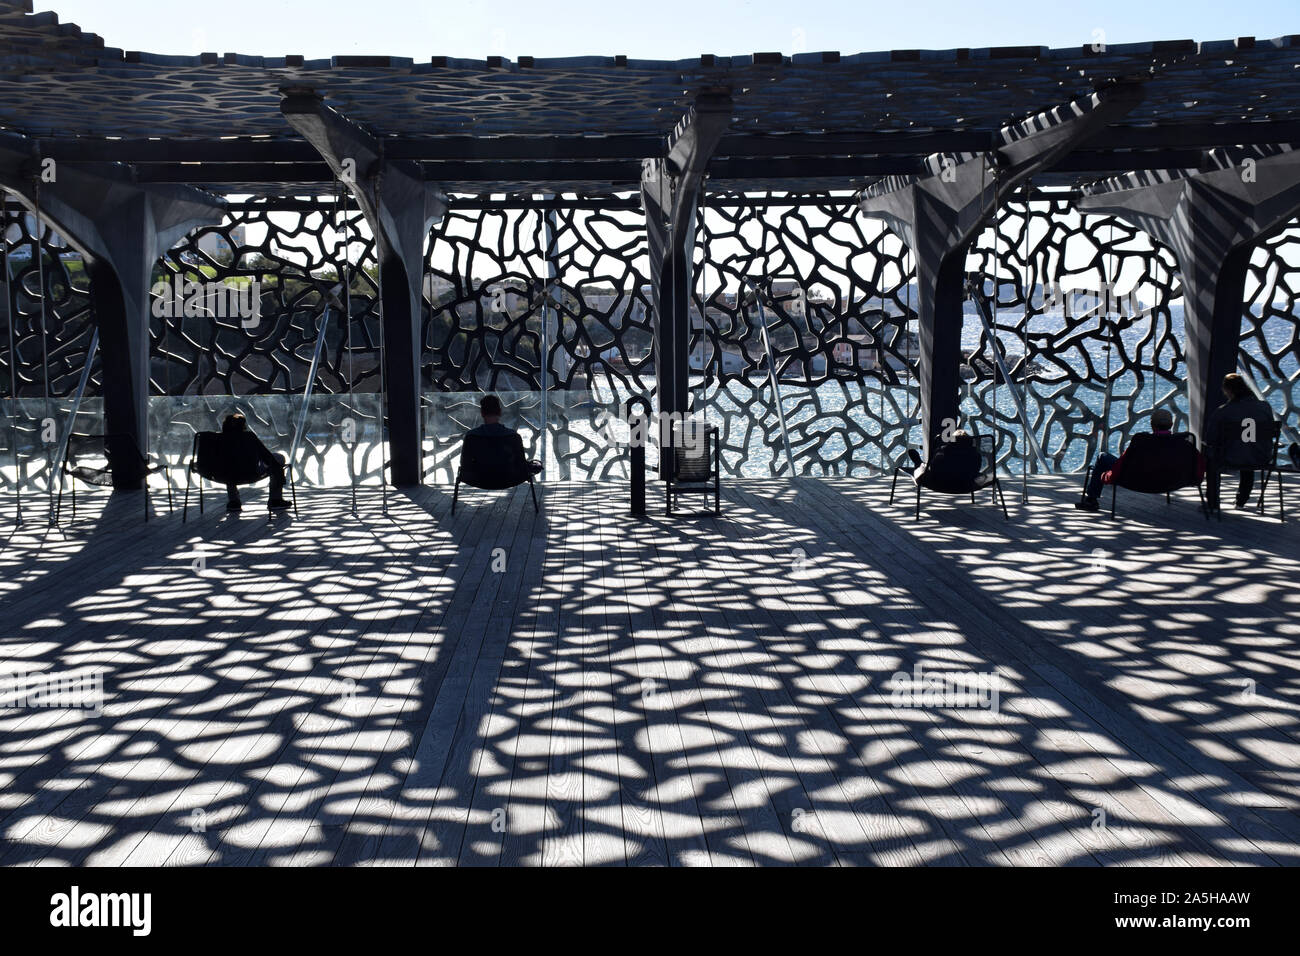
(4, 474), (1299, 867)
(0, 494), (305, 864)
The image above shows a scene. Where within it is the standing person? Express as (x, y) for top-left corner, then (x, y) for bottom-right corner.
(1205, 373), (1275, 512)
(469, 395), (542, 477)
(221, 413), (290, 511)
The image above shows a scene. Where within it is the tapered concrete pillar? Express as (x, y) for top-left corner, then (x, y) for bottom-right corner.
(282, 93), (447, 487)
(0, 132), (225, 488)
(1078, 145), (1300, 443)
(641, 94), (731, 475)
(859, 85), (1142, 457)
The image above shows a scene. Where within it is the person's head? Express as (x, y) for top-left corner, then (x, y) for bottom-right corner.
(222, 412), (248, 434)
(1150, 408), (1174, 432)
(480, 394), (503, 423)
(1222, 373), (1253, 401)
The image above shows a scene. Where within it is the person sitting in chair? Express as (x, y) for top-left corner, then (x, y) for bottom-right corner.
(469, 395), (542, 477)
(1075, 408), (1188, 512)
(907, 428), (982, 492)
(1205, 373), (1275, 512)
(221, 413), (290, 512)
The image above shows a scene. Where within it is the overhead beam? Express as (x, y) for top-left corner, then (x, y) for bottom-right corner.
(1078, 144), (1300, 446)
(36, 120), (1300, 166)
(127, 149), (1232, 188)
(282, 92), (447, 487)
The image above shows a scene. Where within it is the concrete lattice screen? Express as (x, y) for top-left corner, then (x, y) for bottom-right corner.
(2, 194), (1298, 491)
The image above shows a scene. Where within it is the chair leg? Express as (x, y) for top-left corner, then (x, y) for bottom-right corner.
(183, 473), (191, 523)
(1278, 470), (1285, 522)
(529, 477), (538, 513)
(889, 469), (899, 505)
(144, 475), (150, 523)
(914, 482), (920, 521)
(451, 478), (460, 515)
(995, 479), (1009, 520)
(291, 476), (298, 518)
(199, 479), (204, 516)
(1110, 482), (1117, 519)
(1197, 482), (1209, 521)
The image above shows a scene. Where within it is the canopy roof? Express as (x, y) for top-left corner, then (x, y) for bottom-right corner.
(2, 1), (1298, 195)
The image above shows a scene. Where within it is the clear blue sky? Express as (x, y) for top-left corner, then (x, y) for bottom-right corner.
(41, 0), (1300, 60)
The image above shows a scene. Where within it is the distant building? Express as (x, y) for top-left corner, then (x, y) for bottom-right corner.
(195, 224), (245, 261)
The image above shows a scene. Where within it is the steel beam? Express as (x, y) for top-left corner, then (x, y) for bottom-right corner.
(0, 131), (224, 489)
(641, 94), (731, 476)
(281, 92), (447, 487)
(36, 119), (1300, 166)
(858, 83), (1143, 457)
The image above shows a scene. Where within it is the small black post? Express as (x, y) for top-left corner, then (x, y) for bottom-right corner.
(626, 395), (650, 517)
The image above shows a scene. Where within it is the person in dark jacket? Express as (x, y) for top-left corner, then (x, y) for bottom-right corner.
(1075, 408), (1190, 511)
(908, 429), (982, 493)
(1205, 373), (1275, 512)
(221, 413), (290, 512)
(468, 395), (542, 477)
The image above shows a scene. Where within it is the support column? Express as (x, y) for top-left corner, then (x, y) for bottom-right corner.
(1078, 145), (1300, 443)
(282, 93), (448, 487)
(0, 132), (225, 488)
(641, 93), (731, 475)
(858, 85), (1142, 457)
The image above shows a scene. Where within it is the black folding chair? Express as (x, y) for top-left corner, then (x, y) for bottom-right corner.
(666, 422), (720, 515)
(1217, 419), (1285, 522)
(183, 431), (297, 522)
(890, 433), (1007, 520)
(452, 431), (539, 514)
(55, 432), (172, 524)
(1084, 431), (1208, 520)
(1255, 423), (1292, 522)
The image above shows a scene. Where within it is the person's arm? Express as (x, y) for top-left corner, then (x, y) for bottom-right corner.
(251, 432), (276, 468)
(1204, 406), (1224, 456)
(513, 432), (528, 474)
(1102, 446), (1128, 484)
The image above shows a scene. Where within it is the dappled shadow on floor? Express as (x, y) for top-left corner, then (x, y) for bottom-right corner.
(0, 476), (1296, 865)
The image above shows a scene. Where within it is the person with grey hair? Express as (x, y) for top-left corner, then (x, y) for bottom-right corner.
(1075, 408), (1176, 511)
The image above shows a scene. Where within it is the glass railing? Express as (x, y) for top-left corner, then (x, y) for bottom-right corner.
(421, 387), (629, 484)
(147, 393), (384, 490)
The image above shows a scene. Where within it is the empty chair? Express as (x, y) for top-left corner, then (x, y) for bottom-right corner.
(183, 430), (297, 521)
(666, 421), (720, 515)
(1229, 419), (1286, 521)
(890, 432), (1007, 520)
(56, 432), (171, 523)
(453, 430), (539, 514)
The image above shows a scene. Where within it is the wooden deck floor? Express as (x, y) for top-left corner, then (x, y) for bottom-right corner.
(1, 475), (1298, 866)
